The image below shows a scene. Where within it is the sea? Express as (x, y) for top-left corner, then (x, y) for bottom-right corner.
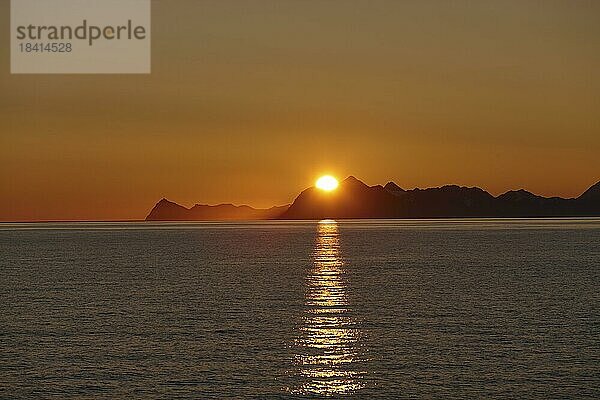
(1, 219), (599, 399)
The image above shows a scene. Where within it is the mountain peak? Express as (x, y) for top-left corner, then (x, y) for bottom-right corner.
(498, 189), (539, 199)
(384, 182), (405, 194)
(579, 180), (600, 200)
(342, 175), (363, 183)
(341, 175), (369, 189)
(146, 198), (189, 220)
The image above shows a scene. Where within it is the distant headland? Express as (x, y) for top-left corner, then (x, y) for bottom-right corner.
(146, 177), (600, 221)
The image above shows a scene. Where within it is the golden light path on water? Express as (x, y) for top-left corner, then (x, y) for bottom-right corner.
(290, 220), (366, 396)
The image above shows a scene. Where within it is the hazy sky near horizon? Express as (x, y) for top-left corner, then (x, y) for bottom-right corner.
(1, 0), (599, 220)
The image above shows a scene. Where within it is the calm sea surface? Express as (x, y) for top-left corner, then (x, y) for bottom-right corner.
(1, 219), (599, 399)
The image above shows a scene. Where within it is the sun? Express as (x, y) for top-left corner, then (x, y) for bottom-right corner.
(315, 175), (339, 192)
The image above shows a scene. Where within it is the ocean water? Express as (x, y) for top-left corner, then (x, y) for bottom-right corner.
(1, 219), (599, 399)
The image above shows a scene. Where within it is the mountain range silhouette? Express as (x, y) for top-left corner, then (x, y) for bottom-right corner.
(146, 177), (600, 221)
(146, 199), (287, 221)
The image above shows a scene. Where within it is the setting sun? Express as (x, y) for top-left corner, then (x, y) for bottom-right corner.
(315, 175), (339, 192)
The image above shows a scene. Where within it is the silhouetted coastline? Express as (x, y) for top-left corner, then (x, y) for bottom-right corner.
(146, 177), (600, 221)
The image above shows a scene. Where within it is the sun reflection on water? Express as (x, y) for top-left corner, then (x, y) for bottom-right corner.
(290, 220), (366, 396)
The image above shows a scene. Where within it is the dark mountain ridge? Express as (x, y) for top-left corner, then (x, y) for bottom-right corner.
(280, 176), (600, 219)
(146, 199), (288, 221)
(146, 177), (600, 220)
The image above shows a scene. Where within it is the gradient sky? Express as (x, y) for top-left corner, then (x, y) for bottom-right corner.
(1, 0), (599, 221)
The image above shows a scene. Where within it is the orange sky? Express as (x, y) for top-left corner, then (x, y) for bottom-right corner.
(1, 1), (599, 221)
